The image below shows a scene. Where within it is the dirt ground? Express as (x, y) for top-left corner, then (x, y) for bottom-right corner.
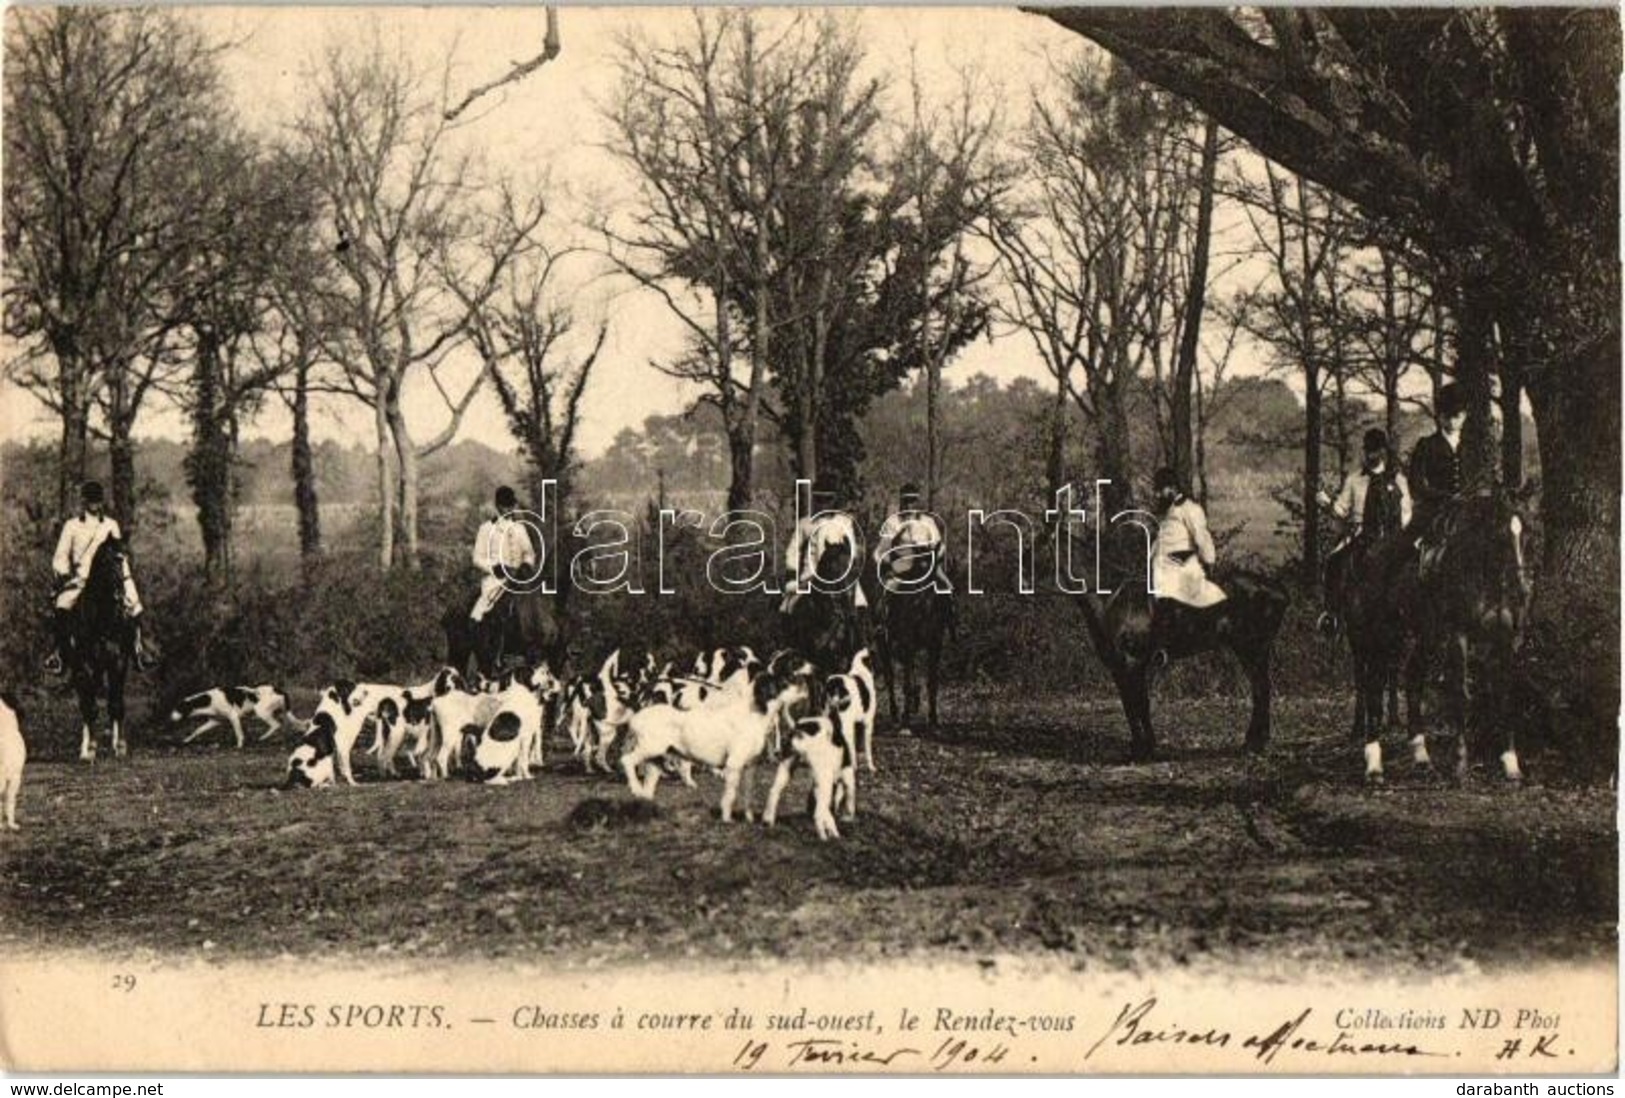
(0, 687), (1614, 976)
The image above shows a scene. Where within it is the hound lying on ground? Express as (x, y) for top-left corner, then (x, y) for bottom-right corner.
(172, 685), (293, 748)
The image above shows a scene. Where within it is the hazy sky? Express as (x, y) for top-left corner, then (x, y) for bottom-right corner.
(1, 7), (1104, 458)
(1, 8), (1273, 459)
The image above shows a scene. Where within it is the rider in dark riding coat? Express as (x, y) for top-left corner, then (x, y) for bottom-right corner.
(1406, 382), (1467, 578)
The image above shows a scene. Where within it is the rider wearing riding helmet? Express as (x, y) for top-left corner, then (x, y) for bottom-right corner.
(44, 480), (155, 675)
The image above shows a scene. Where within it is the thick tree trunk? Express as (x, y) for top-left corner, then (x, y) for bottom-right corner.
(1455, 281), (1499, 490)
(1172, 118), (1219, 491)
(57, 386), (89, 520)
(1524, 334), (1621, 768)
(188, 333), (231, 581)
(291, 356), (321, 559)
(107, 367), (137, 533)
(726, 425), (755, 514)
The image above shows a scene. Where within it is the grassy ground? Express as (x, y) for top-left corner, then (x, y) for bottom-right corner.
(0, 685), (1611, 976)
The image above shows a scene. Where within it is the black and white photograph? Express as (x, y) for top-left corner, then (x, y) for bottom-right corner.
(0, 5), (1617, 1075)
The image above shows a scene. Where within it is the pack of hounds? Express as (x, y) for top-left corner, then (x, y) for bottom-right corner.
(168, 646), (879, 841)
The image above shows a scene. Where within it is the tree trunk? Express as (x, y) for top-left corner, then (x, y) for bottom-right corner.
(291, 356), (321, 559)
(1302, 355), (1322, 586)
(389, 398), (420, 570)
(726, 424), (755, 514)
(1171, 117), (1218, 491)
(188, 332), (230, 581)
(1523, 334), (1621, 770)
(107, 365), (137, 533)
(1498, 316), (1528, 488)
(1046, 372), (1068, 500)
(1455, 280), (1498, 490)
(57, 380), (89, 519)
(373, 390), (395, 570)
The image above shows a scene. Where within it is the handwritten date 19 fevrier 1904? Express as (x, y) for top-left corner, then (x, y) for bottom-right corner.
(734, 1036), (1010, 1071)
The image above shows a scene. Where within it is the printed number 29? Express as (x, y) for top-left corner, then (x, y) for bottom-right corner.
(112, 974), (137, 993)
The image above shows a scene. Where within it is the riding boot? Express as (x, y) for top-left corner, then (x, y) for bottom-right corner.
(43, 607), (72, 676)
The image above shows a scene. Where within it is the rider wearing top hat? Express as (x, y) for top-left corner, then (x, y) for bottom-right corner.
(1407, 381), (1466, 537)
(1407, 382), (1468, 578)
(44, 480), (155, 675)
(1318, 427), (1412, 633)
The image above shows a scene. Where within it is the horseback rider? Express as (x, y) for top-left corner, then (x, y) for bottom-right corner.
(780, 481), (867, 615)
(1317, 428), (1412, 634)
(1406, 382), (1466, 578)
(43, 480), (155, 675)
(873, 482), (953, 594)
(470, 485), (536, 624)
(1149, 467), (1226, 608)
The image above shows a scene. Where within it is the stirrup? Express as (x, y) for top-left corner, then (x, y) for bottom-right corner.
(43, 652), (65, 676)
(1315, 611), (1340, 637)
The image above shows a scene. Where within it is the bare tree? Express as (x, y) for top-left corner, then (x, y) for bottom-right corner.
(299, 39), (542, 568)
(459, 227), (604, 609)
(1041, 7), (1622, 759)
(892, 62), (1005, 510)
(1234, 165), (1355, 582)
(600, 10), (804, 512)
(984, 56), (1194, 513)
(3, 8), (228, 523)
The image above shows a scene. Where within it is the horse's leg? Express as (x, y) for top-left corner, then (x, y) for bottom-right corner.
(1450, 633), (1471, 783)
(1400, 636), (1432, 770)
(1349, 643), (1381, 782)
(75, 670), (98, 764)
(926, 630), (941, 736)
(1119, 668), (1154, 762)
(1240, 642), (1272, 756)
(110, 664), (127, 758)
(1399, 641), (1431, 768)
(1489, 639), (1523, 783)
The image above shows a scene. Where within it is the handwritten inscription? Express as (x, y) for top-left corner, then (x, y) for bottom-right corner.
(1087, 997), (1450, 1064)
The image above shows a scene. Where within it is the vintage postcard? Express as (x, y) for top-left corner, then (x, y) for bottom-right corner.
(0, 5), (1616, 1075)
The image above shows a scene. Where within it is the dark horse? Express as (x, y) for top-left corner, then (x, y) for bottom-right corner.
(1060, 513), (1289, 760)
(1402, 490), (1534, 782)
(874, 559), (954, 736)
(780, 535), (868, 674)
(442, 585), (561, 680)
(67, 536), (134, 762)
(1331, 496), (1419, 781)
